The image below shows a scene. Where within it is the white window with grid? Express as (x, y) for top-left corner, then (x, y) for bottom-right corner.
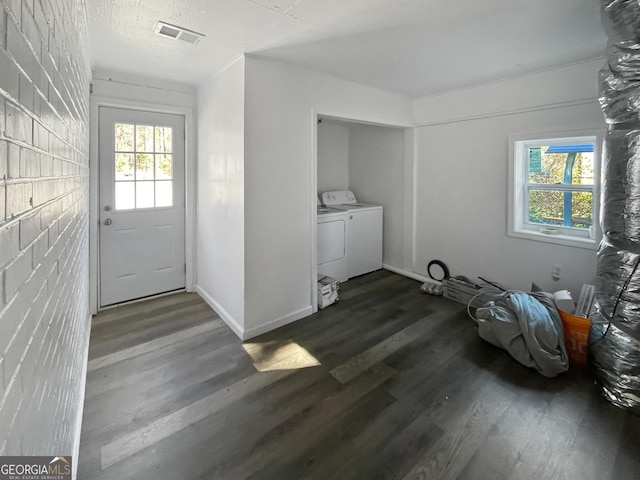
(508, 129), (603, 249)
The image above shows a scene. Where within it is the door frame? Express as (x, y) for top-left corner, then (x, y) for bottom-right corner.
(89, 96), (197, 314)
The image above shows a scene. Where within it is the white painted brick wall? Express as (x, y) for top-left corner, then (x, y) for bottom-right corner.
(0, 0), (91, 464)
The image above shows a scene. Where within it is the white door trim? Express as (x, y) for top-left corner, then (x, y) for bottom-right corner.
(310, 109), (319, 313)
(89, 95), (197, 314)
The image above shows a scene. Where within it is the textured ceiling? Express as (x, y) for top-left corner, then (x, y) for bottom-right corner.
(86, 0), (607, 97)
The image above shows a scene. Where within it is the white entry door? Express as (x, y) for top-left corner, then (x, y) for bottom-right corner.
(99, 107), (186, 307)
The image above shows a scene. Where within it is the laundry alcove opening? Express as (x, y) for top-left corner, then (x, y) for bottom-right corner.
(315, 115), (411, 311)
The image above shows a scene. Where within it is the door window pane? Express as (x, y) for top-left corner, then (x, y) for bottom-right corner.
(136, 181), (155, 208)
(156, 154), (172, 179)
(136, 154), (154, 180)
(114, 123), (175, 210)
(156, 181), (173, 207)
(115, 153), (134, 180)
(136, 125), (154, 152)
(115, 182), (135, 210)
(115, 124), (134, 151)
(155, 127), (172, 153)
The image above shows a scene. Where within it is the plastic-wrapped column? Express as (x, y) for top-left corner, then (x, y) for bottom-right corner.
(591, 0), (640, 414)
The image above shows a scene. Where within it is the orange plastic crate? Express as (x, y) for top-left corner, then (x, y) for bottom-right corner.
(559, 310), (592, 368)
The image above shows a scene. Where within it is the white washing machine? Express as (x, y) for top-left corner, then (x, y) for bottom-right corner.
(317, 204), (350, 282)
(322, 191), (383, 278)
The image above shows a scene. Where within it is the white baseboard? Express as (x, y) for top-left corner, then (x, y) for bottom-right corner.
(73, 313), (92, 480)
(383, 264), (428, 283)
(195, 287), (313, 341)
(243, 306), (313, 341)
(195, 285), (244, 340)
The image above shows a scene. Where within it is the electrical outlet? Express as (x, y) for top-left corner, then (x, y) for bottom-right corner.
(551, 264), (561, 280)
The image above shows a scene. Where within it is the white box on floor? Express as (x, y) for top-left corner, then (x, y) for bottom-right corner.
(554, 290), (575, 314)
(318, 275), (339, 309)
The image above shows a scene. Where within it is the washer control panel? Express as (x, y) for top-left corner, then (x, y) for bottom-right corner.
(322, 190), (357, 205)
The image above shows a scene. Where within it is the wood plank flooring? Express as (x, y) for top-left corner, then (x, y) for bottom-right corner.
(77, 270), (640, 480)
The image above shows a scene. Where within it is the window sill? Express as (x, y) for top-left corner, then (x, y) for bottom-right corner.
(508, 228), (598, 250)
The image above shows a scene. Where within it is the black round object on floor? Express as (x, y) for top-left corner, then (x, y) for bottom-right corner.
(427, 260), (450, 281)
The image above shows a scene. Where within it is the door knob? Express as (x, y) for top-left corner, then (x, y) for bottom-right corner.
(103, 218), (112, 226)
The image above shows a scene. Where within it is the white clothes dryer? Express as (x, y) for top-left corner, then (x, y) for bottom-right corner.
(317, 206), (350, 282)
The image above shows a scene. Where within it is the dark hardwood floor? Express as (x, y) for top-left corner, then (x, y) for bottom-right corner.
(78, 271), (640, 479)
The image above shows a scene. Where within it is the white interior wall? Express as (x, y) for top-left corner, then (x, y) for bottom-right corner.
(413, 59), (604, 125)
(91, 70), (197, 109)
(195, 58), (246, 336)
(316, 121), (349, 194)
(0, 0), (91, 468)
(348, 124), (406, 269)
(413, 59), (605, 297)
(243, 55), (413, 338)
(403, 128), (416, 274)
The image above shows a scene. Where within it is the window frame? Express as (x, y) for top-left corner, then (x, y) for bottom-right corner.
(508, 129), (604, 250)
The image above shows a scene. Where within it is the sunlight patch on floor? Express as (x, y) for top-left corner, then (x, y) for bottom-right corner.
(242, 340), (321, 372)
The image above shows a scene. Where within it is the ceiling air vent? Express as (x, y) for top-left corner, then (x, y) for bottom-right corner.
(154, 21), (205, 45)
